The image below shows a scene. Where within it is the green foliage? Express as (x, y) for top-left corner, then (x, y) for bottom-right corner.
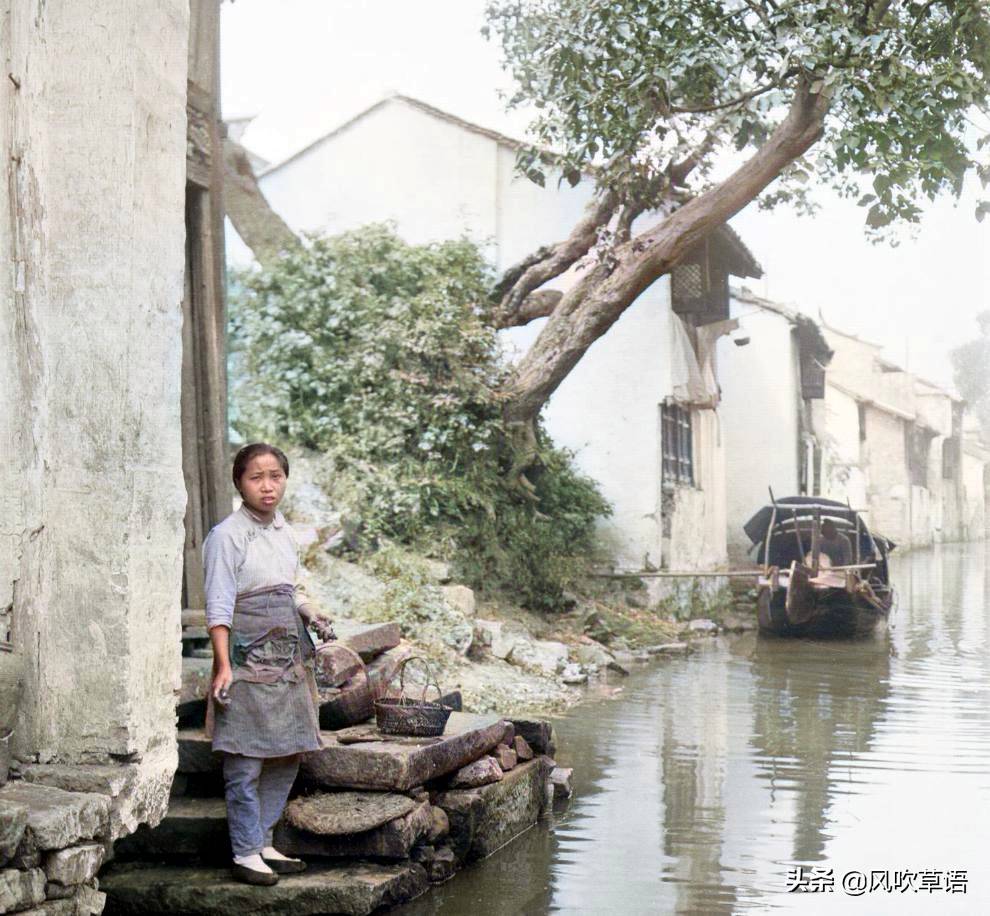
(951, 311), (990, 438)
(485, 0), (990, 236)
(230, 224), (610, 610)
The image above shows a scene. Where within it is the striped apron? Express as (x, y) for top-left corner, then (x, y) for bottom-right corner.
(209, 584), (322, 758)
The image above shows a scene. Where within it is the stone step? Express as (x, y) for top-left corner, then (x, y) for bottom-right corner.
(275, 800), (434, 861)
(302, 713), (507, 792)
(100, 860), (428, 916)
(0, 782), (110, 851)
(334, 621), (401, 662)
(434, 756), (553, 864)
(176, 729), (218, 776)
(113, 797), (229, 863)
(115, 793), (438, 865)
(284, 792), (416, 836)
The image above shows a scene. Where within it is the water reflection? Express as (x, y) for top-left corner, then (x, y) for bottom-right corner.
(399, 543), (990, 915)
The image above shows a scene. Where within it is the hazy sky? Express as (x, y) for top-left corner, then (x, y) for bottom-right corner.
(222, 0), (990, 390)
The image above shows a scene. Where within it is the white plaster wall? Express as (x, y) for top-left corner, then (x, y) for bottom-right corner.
(1, 1), (187, 791)
(962, 451), (988, 539)
(820, 383), (868, 512)
(493, 144), (594, 272)
(719, 305), (801, 558)
(261, 100), (499, 255)
(667, 409), (728, 570)
(539, 281), (671, 570)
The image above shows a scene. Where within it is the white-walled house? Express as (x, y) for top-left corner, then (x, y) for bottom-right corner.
(719, 289), (833, 561)
(817, 325), (971, 549)
(237, 93), (763, 592)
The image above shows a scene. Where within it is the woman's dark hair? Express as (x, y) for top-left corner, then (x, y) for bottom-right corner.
(232, 443), (289, 493)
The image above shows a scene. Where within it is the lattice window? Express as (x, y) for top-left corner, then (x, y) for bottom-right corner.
(671, 241), (730, 326)
(662, 402), (694, 486)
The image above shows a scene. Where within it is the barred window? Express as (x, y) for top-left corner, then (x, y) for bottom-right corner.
(662, 402), (694, 486)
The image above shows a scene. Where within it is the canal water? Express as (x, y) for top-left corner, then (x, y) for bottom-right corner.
(400, 543), (990, 914)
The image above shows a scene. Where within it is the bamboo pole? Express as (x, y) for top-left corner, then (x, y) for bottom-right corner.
(592, 570), (765, 579)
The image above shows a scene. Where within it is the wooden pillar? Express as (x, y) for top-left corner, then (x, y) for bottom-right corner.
(182, 0), (229, 608)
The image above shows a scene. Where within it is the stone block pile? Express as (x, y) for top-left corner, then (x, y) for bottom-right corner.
(100, 623), (569, 915)
(0, 780), (110, 916)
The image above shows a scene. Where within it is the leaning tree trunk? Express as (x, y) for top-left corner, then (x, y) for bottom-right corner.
(499, 83), (831, 435)
(223, 138), (299, 266)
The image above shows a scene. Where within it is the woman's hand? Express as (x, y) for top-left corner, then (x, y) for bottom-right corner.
(208, 625), (233, 703)
(312, 616), (336, 642)
(212, 663), (233, 702)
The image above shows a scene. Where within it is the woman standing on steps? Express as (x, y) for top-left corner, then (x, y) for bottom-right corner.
(203, 442), (336, 886)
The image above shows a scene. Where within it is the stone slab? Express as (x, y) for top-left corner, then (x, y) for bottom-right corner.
(100, 861), (428, 916)
(301, 713), (506, 791)
(44, 843), (104, 886)
(333, 622), (402, 663)
(0, 783), (109, 850)
(285, 791), (416, 836)
(176, 730), (220, 775)
(0, 866), (45, 913)
(365, 644), (414, 700)
(20, 764), (134, 800)
(313, 645), (364, 689)
(275, 801), (433, 861)
(0, 801), (27, 864)
(435, 757), (552, 863)
(550, 767), (574, 800)
(113, 798), (229, 864)
(508, 718), (556, 757)
(318, 677), (374, 731)
(18, 899), (77, 916)
(450, 757), (502, 788)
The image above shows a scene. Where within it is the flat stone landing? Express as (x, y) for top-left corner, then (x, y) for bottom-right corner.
(301, 713), (506, 791)
(100, 861), (428, 916)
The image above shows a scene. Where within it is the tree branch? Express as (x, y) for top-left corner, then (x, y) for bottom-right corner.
(491, 189), (618, 326)
(222, 137), (299, 266)
(492, 289), (564, 328)
(502, 80), (832, 429)
(670, 71), (797, 115)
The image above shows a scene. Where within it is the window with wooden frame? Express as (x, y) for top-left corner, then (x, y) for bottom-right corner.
(662, 402), (694, 486)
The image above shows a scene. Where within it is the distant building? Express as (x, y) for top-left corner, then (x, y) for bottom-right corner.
(719, 288), (834, 561)
(816, 324), (969, 548)
(721, 289), (989, 555)
(240, 93), (763, 598)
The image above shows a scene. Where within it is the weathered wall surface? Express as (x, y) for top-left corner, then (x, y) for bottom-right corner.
(719, 304), (802, 559)
(1, 0), (188, 813)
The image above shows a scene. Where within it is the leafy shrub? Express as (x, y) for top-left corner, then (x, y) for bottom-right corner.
(230, 224), (610, 609)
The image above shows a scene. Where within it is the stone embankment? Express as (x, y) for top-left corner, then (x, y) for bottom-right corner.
(98, 623), (569, 915)
(0, 779), (110, 915)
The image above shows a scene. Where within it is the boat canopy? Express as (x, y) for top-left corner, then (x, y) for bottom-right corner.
(743, 496), (896, 554)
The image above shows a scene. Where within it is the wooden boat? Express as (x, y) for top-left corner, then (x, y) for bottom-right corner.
(743, 496), (895, 638)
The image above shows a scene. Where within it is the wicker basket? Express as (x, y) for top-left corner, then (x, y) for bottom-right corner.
(374, 656), (452, 737)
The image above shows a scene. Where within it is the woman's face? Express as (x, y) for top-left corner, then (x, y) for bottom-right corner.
(238, 453), (287, 515)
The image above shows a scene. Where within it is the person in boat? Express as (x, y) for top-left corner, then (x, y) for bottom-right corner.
(204, 443), (336, 886)
(819, 519), (852, 567)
